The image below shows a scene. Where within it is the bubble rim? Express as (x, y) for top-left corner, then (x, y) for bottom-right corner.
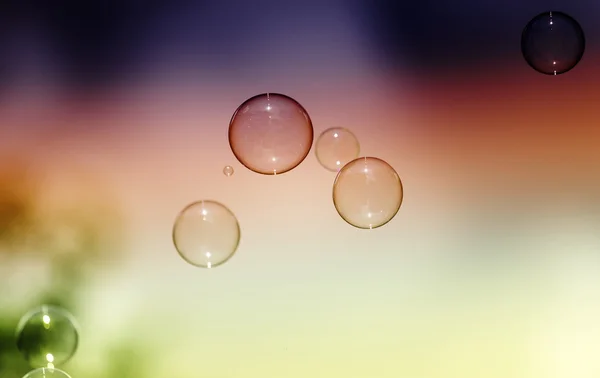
(315, 127), (361, 173)
(520, 10), (586, 76)
(332, 156), (404, 230)
(22, 367), (73, 378)
(172, 199), (242, 268)
(227, 92), (314, 176)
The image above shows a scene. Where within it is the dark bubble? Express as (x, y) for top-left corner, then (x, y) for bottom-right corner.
(16, 305), (79, 368)
(521, 11), (585, 75)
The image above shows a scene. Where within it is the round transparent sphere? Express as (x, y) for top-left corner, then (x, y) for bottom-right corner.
(315, 127), (360, 172)
(172, 200), (241, 268)
(333, 157), (403, 229)
(16, 305), (79, 368)
(23, 368), (72, 378)
(223, 165), (234, 176)
(228, 93), (314, 175)
(521, 11), (585, 75)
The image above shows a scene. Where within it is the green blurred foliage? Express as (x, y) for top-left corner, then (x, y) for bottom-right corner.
(0, 158), (149, 378)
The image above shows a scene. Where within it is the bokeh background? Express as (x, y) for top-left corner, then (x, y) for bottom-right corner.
(1, 0), (600, 377)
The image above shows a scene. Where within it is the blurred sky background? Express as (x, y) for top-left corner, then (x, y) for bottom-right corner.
(1, 1), (600, 377)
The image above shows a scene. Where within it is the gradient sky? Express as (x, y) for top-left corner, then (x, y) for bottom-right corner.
(1, 1), (600, 378)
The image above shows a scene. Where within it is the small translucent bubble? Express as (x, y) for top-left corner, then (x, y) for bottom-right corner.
(228, 93), (314, 175)
(172, 200), (241, 268)
(22, 368), (72, 378)
(16, 305), (79, 368)
(521, 11), (585, 75)
(223, 165), (234, 176)
(315, 127), (360, 172)
(333, 157), (403, 229)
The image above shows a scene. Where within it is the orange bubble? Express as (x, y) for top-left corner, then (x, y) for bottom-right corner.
(223, 165), (234, 176)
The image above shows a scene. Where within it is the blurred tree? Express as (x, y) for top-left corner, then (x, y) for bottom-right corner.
(0, 157), (149, 378)
(0, 159), (38, 252)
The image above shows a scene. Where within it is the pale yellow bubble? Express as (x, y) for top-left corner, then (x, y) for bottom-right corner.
(333, 157), (403, 229)
(172, 200), (241, 268)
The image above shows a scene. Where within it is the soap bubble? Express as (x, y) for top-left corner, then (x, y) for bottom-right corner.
(521, 11), (585, 75)
(315, 127), (360, 172)
(333, 157), (403, 229)
(16, 305), (79, 368)
(22, 368), (72, 378)
(228, 93), (314, 175)
(173, 200), (241, 268)
(223, 165), (234, 176)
